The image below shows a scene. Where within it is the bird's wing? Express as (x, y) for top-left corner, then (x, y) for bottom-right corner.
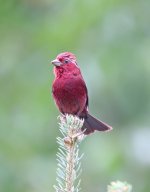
(77, 75), (89, 113)
(85, 85), (89, 110)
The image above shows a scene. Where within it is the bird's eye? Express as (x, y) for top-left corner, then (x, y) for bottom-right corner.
(64, 59), (69, 64)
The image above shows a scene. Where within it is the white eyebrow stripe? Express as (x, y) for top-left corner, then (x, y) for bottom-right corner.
(73, 61), (79, 68)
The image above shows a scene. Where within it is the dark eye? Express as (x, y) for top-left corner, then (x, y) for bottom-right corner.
(64, 59), (69, 64)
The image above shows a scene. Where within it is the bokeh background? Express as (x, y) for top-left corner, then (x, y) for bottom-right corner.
(0, 0), (150, 192)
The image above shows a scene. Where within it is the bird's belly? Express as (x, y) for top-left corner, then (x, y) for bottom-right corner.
(53, 80), (86, 115)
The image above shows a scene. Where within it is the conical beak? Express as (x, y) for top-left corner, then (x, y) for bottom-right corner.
(51, 59), (61, 66)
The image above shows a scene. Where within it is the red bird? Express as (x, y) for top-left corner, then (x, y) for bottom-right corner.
(51, 52), (112, 134)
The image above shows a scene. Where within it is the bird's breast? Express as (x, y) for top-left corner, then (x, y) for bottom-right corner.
(52, 75), (87, 115)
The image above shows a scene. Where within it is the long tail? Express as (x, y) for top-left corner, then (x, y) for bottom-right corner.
(82, 113), (112, 135)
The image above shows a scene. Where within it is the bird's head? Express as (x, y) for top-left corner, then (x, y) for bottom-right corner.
(51, 52), (77, 67)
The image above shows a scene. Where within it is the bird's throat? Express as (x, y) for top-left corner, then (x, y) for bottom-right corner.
(54, 67), (64, 78)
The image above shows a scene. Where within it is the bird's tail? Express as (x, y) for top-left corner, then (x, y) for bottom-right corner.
(82, 113), (112, 135)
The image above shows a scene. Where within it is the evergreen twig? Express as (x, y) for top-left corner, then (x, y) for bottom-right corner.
(54, 115), (85, 192)
(107, 180), (132, 192)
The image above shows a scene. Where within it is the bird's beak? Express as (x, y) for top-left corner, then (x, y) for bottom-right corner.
(51, 59), (61, 66)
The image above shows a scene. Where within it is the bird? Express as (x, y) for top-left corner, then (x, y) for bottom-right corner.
(51, 52), (112, 134)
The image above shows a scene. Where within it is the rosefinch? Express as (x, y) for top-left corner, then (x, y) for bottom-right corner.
(51, 52), (112, 134)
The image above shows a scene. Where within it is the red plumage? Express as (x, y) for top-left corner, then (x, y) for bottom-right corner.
(51, 52), (112, 134)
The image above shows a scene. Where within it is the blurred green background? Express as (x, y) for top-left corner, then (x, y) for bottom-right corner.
(0, 0), (150, 192)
